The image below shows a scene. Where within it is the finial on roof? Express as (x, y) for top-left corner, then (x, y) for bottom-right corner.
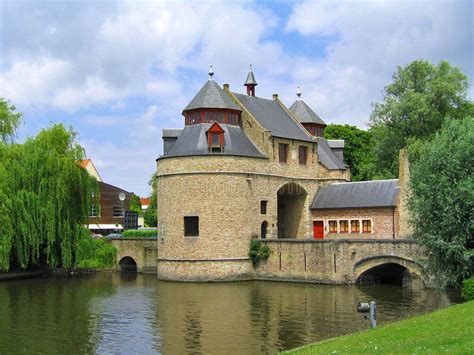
(244, 64), (258, 96)
(208, 65), (214, 79)
(296, 86), (302, 98)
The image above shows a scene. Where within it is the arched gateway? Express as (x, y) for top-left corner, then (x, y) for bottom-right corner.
(277, 183), (307, 239)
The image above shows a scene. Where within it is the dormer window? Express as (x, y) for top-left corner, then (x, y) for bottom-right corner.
(207, 122), (225, 153)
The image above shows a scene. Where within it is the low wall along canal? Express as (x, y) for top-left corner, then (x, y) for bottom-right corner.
(112, 238), (429, 287)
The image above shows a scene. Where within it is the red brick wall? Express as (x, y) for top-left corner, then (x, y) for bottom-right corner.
(311, 207), (397, 239)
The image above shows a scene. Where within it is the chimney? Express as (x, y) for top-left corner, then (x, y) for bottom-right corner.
(397, 148), (412, 238)
(272, 94), (279, 100)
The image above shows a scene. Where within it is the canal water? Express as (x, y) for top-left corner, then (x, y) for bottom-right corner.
(0, 273), (459, 354)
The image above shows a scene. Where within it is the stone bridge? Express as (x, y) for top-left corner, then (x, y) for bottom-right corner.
(257, 239), (430, 287)
(108, 237), (157, 274)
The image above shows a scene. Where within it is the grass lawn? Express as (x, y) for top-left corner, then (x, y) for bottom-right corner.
(283, 300), (474, 354)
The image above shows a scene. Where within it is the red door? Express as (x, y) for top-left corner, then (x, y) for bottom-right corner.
(313, 221), (324, 239)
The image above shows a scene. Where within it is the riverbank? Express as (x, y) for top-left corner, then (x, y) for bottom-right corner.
(284, 300), (474, 354)
(0, 270), (49, 281)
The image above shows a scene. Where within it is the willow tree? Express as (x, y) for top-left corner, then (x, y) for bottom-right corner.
(0, 124), (98, 271)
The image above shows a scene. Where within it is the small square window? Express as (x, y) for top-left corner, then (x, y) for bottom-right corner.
(184, 216), (199, 237)
(362, 220), (372, 233)
(260, 201), (267, 214)
(328, 220), (337, 233)
(113, 206), (124, 218)
(339, 220), (349, 233)
(351, 220), (360, 233)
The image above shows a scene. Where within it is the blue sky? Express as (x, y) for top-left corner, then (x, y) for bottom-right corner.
(1, 0), (472, 196)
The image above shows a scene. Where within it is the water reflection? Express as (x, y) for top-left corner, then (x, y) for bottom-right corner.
(0, 274), (459, 354)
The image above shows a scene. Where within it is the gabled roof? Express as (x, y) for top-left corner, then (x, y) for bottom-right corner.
(288, 100), (326, 125)
(310, 179), (399, 210)
(233, 93), (312, 142)
(184, 80), (240, 111)
(317, 137), (345, 170)
(159, 123), (266, 159)
(78, 159), (103, 182)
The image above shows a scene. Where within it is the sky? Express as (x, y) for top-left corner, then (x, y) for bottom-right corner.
(1, 0), (472, 196)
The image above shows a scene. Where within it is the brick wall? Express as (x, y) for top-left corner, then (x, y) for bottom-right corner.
(311, 207), (398, 239)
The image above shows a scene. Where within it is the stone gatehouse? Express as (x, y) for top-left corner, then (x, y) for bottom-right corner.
(156, 67), (412, 282)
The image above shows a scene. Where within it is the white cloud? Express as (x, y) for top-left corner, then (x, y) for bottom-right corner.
(285, 0), (473, 126)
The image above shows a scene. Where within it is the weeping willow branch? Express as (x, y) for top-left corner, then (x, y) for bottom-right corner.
(0, 124), (98, 271)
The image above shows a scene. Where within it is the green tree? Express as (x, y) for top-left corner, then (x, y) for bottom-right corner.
(370, 60), (472, 177)
(409, 117), (474, 287)
(324, 124), (376, 181)
(143, 173), (157, 227)
(0, 98), (22, 143)
(129, 194), (142, 216)
(0, 124), (98, 271)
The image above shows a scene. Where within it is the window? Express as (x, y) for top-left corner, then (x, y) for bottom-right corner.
(328, 220), (337, 233)
(298, 146), (307, 165)
(351, 220), (360, 233)
(362, 220), (372, 233)
(279, 143), (289, 163)
(184, 216), (199, 237)
(89, 204), (98, 217)
(339, 220), (349, 233)
(113, 206), (124, 218)
(260, 200), (267, 214)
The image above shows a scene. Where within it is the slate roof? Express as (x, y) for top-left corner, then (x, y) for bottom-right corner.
(317, 138), (346, 170)
(310, 179), (399, 210)
(327, 140), (345, 149)
(160, 123), (266, 159)
(162, 129), (183, 138)
(233, 93), (312, 142)
(244, 71), (258, 86)
(184, 80), (240, 111)
(288, 100), (326, 125)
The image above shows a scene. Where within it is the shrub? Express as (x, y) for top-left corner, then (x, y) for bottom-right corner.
(122, 229), (157, 238)
(249, 239), (270, 267)
(461, 277), (474, 301)
(75, 230), (117, 269)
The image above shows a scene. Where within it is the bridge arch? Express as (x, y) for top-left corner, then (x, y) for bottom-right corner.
(119, 256), (138, 272)
(353, 255), (425, 287)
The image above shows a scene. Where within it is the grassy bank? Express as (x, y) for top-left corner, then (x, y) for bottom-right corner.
(284, 301), (474, 354)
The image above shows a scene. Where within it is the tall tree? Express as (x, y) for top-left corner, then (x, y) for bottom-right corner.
(370, 60), (472, 177)
(409, 117), (474, 286)
(324, 124), (376, 181)
(0, 124), (98, 271)
(129, 194), (142, 216)
(0, 98), (22, 143)
(143, 173), (157, 227)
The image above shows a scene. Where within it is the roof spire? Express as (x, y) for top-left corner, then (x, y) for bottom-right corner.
(296, 86), (302, 98)
(244, 64), (258, 96)
(208, 65), (214, 79)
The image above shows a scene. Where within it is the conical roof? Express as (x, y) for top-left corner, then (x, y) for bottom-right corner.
(288, 100), (326, 125)
(184, 80), (240, 111)
(244, 71), (258, 86)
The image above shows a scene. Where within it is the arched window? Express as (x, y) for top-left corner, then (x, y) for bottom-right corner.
(261, 221), (268, 239)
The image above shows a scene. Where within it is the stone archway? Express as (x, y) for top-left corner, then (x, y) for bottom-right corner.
(353, 255), (425, 287)
(277, 182), (307, 239)
(119, 256), (138, 272)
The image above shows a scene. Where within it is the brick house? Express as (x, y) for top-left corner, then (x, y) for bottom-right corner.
(156, 66), (409, 282)
(79, 160), (132, 235)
